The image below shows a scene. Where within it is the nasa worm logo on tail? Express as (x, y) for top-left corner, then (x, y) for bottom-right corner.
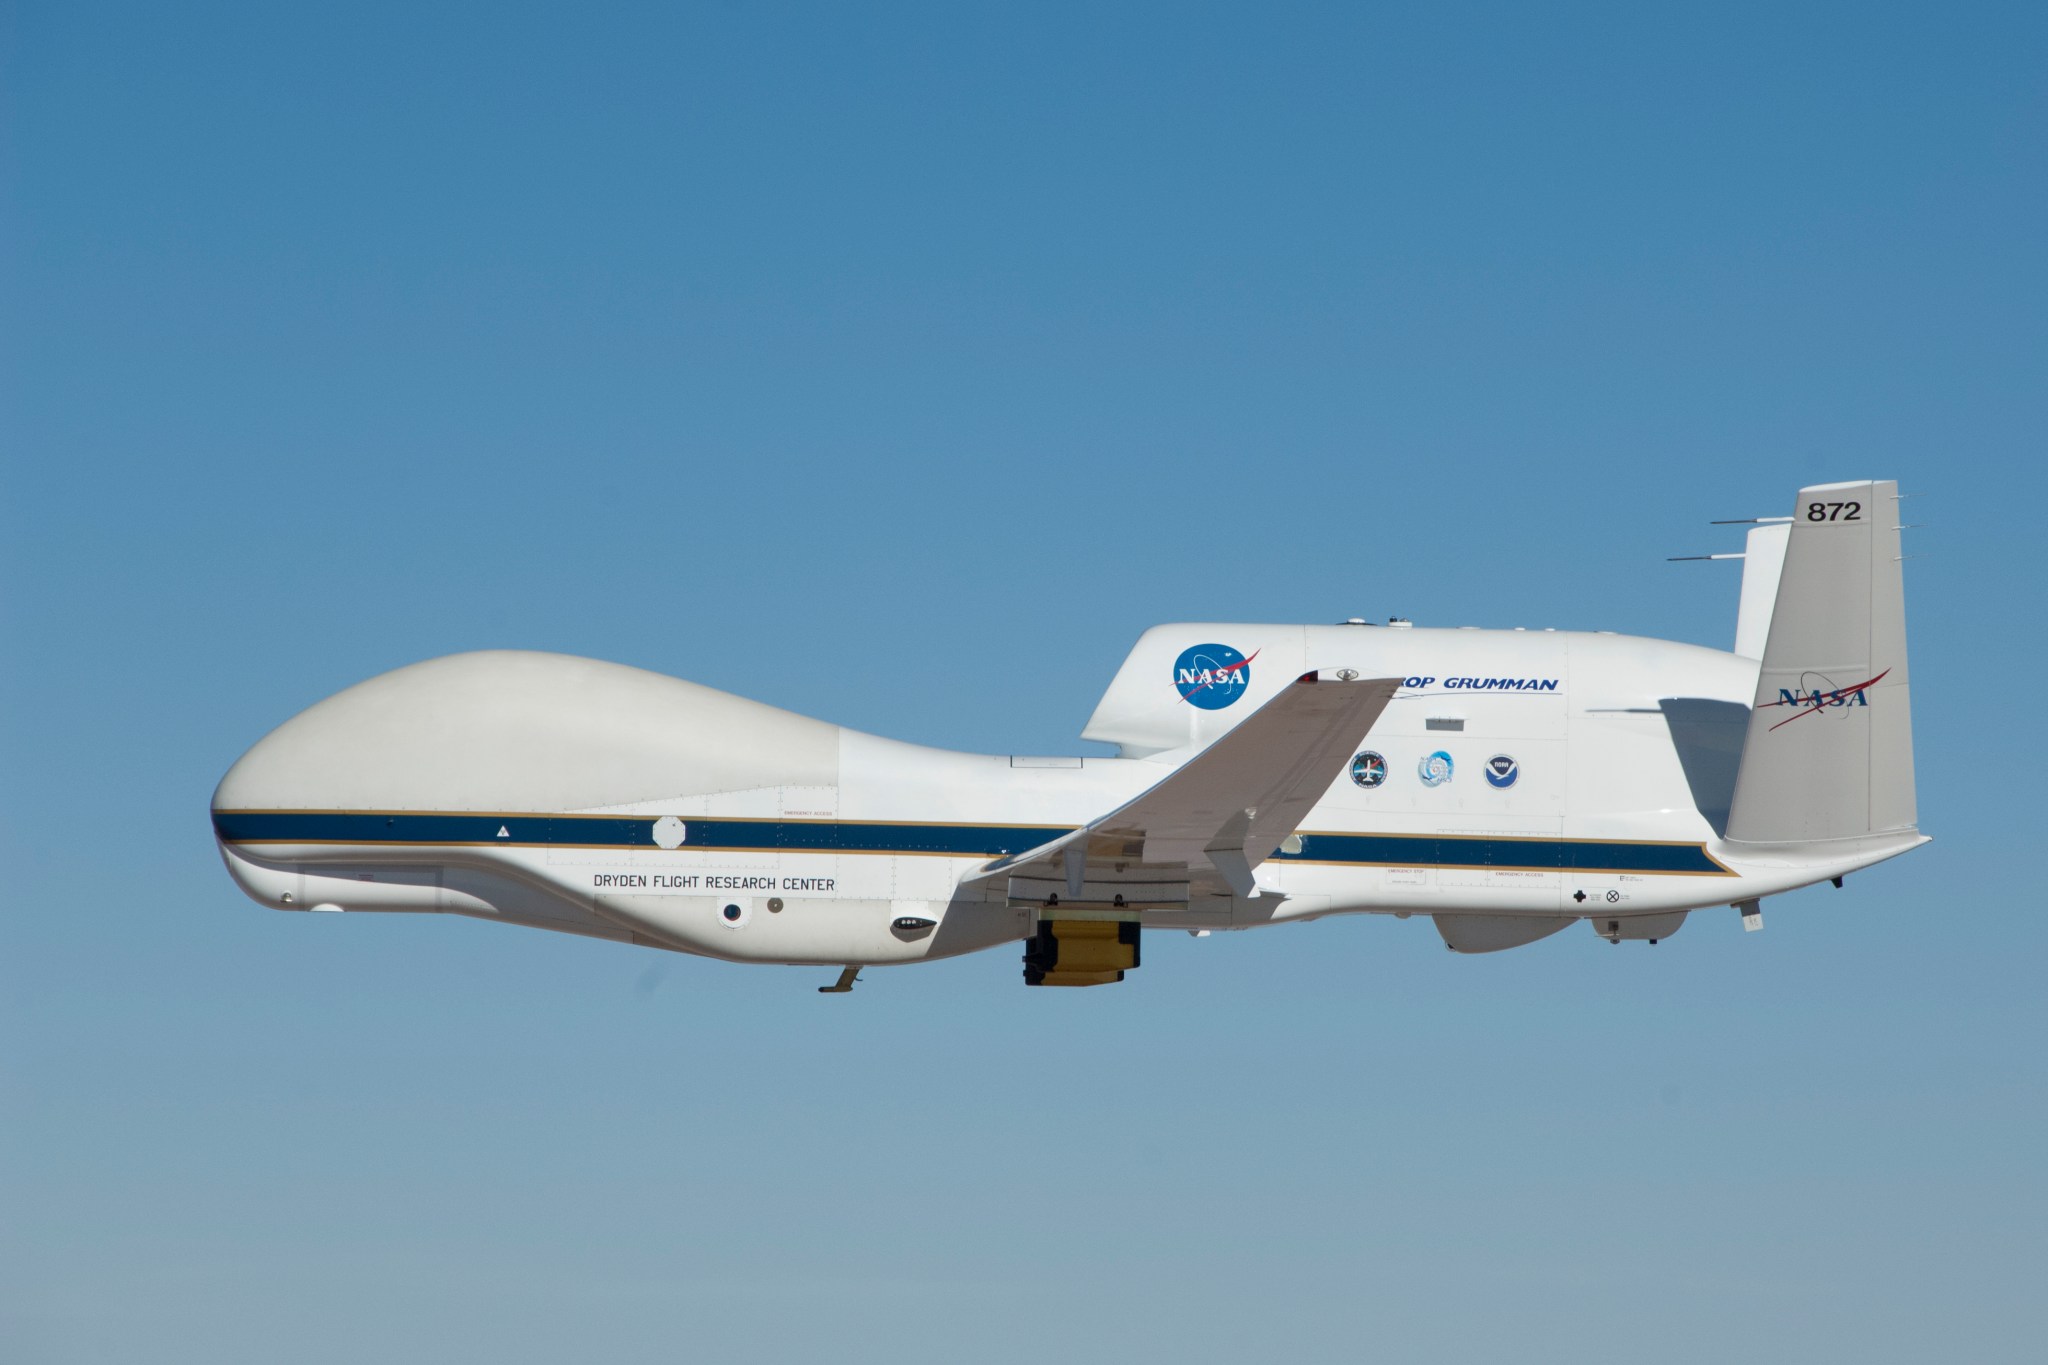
(1173, 643), (1257, 710)
(1758, 668), (1889, 731)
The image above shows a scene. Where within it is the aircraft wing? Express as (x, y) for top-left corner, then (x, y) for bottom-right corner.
(972, 672), (1401, 904)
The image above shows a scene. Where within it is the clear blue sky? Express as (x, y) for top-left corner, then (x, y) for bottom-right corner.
(4, 3), (2043, 1361)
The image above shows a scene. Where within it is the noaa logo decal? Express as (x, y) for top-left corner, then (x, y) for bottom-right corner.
(1417, 750), (1454, 787)
(1350, 751), (1387, 789)
(1174, 643), (1257, 710)
(1484, 754), (1519, 789)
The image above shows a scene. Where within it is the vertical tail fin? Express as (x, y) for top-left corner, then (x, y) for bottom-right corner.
(1733, 520), (1790, 659)
(1725, 480), (1916, 845)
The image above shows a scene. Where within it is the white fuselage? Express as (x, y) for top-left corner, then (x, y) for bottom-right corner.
(212, 627), (1922, 968)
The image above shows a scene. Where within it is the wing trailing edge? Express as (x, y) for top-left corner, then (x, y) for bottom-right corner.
(971, 672), (1401, 906)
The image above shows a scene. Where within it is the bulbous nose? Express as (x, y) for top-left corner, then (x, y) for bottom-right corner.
(211, 649), (841, 817)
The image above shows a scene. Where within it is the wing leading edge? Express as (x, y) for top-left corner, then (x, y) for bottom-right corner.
(972, 672), (1401, 907)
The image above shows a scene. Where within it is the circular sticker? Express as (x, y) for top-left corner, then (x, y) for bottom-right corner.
(1417, 750), (1455, 787)
(1172, 643), (1254, 710)
(1484, 755), (1519, 789)
(1351, 751), (1387, 788)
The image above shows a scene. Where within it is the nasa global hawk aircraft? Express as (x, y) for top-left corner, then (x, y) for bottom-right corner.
(213, 479), (1923, 988)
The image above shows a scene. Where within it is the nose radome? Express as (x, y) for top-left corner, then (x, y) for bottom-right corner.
(212, 650), (841, 817)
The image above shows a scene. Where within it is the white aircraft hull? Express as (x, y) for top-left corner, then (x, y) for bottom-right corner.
(213, 480), (1925, 979)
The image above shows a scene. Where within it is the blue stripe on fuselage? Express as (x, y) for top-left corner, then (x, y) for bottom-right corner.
(209, 810), (1071, 859)
(211, 811), (1731, 876)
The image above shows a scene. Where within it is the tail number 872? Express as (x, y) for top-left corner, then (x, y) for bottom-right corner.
(1807, 501), (1862, 522)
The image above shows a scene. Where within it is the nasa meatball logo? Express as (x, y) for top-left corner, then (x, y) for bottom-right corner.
(1173, 643), (1257, 710)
